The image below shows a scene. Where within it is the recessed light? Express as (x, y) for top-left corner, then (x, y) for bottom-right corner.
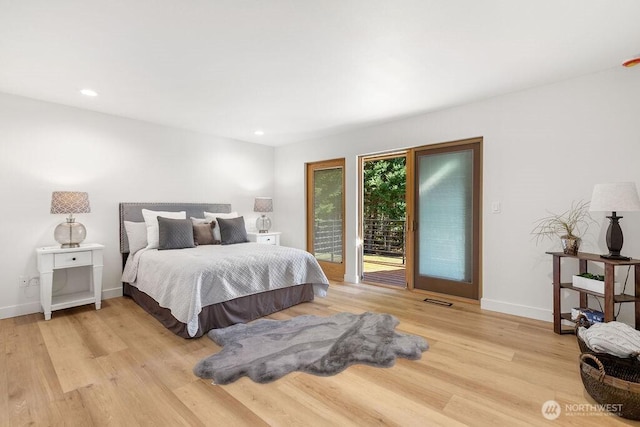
(80, 89), (98, 97)
(622, 56), (640, 68)
(254, 130), (265, 136)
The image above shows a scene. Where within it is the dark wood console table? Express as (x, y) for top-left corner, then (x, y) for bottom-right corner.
(547, 251), (640, 334)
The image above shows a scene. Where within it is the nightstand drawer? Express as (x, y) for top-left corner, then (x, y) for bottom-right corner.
(256, 235), (277, 245)
(247, 231), (280, 246)
(54, 251), (92, 268)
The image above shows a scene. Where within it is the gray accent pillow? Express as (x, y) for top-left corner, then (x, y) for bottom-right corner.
(192, 220), (220, 245)
(217, 216), (249, 245)
(158, 217), (196, 250)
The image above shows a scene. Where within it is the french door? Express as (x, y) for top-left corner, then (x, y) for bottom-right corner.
(306, 159), (345, 281)
(411, 138), (481, 300)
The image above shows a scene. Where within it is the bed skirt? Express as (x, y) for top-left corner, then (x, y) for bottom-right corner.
(123, 283), (315, 338)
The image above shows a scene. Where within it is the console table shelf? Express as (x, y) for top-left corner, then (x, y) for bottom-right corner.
(547, 251), (640, 334)
(558, 283), (638, 303)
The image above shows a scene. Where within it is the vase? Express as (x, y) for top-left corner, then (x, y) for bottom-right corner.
(561, 235), (581, 255)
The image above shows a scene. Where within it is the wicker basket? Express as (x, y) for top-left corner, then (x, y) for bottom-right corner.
(580, 353), (640, 420)
(575, 314), (640, 419)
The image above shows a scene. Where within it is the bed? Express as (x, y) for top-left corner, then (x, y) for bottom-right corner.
(119, 202), (329, 338)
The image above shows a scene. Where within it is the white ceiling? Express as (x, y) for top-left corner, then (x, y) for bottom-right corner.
(1, 1), (640, 146)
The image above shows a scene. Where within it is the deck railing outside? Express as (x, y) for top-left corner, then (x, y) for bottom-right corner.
(314, 218), (407, 264)
(363, 218), (406, 263)
(314, 219), (343, 262)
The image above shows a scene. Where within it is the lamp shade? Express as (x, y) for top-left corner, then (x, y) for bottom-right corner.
(589, 183), (640, 212)
(50, 191), (90, 248)
(50, 191), (91, 214)
(253, 197), (273, 213)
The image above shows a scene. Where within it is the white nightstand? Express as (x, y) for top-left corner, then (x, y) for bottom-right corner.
(247, 231), (281, 246)
(36, 243), (104, 320)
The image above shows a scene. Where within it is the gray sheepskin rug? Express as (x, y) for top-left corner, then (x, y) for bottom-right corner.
(193, 311), (429, 384)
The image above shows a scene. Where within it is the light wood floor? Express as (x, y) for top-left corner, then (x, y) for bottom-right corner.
(1, 282), (637, 426)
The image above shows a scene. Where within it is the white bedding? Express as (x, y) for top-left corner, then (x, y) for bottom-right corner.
(122, 243), (329, 337)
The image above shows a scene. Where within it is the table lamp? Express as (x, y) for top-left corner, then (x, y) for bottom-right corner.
(50, 191), (91, 248)
(254, 197), (273, 233)
(589, 182), (640, 260)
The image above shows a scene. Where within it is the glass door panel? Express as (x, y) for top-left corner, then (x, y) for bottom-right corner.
(313, 167), (343, 263)
(413, 140), (480, 299)
(306, 159), (345, 280)
(418, 150), (472, 282)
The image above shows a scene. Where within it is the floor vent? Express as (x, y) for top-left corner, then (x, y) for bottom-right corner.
(423, 298), (453, 307)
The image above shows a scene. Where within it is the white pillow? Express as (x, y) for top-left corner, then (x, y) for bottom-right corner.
(142, 209), (186, 249)
(124, 221), (148, 255)
(579, 321), (640, 359)
(204, 211), (238, 241)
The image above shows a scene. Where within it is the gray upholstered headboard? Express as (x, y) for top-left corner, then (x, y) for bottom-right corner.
(119, 202), (232, 255)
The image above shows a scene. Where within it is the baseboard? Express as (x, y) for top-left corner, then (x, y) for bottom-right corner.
(0, 301), (42, 320)
(0, 286), (124, 320)
(102, 286), (123, 300)
(480, 297), (552, 322)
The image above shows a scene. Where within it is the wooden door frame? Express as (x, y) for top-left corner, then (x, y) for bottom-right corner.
(306, 158), (346, 281)
(407, 137), (483, 300)
(405, 149), (415, 290)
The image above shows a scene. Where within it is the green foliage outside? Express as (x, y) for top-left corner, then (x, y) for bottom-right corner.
(312, 157), (406, 222)
(363, 157), (406, 220)
(314, 168), (343, 220)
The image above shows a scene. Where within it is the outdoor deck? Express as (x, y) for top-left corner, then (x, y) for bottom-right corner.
(362, 254), (406, 288)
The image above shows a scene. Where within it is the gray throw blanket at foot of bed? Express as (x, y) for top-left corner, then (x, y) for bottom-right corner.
(193, 311), (429, 384)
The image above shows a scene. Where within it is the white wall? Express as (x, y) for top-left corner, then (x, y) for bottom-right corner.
(0, 92), (274, 319)
(274, 67), (640, 324)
